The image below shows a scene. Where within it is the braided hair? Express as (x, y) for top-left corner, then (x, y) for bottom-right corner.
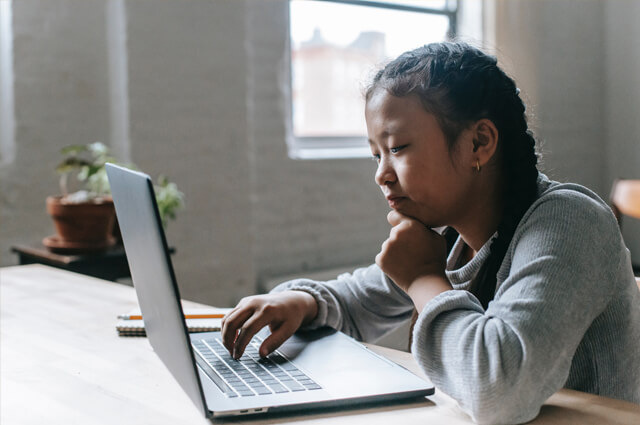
(366, 42), (539, 309)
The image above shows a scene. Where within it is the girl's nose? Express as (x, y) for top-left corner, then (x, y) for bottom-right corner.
(375, 158), (396, 186)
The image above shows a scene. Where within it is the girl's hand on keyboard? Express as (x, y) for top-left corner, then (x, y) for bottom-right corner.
(221, 291), (318, 360)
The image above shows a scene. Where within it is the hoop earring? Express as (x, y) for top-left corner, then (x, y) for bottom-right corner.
(475, 160), (481, 172)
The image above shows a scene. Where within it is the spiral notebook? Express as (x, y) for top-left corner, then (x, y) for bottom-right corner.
(116, 307), (231, 337)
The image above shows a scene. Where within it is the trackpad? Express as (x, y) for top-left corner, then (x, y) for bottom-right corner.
(278, 328), (393, 375)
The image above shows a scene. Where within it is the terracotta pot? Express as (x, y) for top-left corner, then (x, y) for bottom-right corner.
(46, 196), (116, 244)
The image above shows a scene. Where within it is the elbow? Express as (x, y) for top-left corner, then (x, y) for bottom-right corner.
(461, 391), (542, 425)
(468, 408), (540, 425)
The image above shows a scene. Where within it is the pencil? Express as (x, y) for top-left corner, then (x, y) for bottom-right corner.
(118, 313), (226, 320)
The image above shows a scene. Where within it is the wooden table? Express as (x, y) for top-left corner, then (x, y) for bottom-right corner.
(2, 264), (639, 424)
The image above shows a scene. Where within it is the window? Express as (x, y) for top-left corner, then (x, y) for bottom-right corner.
(0, 0), (15, 166)
(288, 0), (457, 159)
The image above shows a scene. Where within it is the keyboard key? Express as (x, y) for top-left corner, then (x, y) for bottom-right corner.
(269, 383), (289, 393)
(304, 383), (322, 390)
(282, 381), (304, 391)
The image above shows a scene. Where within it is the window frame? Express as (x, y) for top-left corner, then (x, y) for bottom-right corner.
(287, 0), (458, 160)
(0, 0), (15, 166)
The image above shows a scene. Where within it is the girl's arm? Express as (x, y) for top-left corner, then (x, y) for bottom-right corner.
(222, 264), (414, 360)
(272, 263), (415, 342)
(412, 189), (629, 424)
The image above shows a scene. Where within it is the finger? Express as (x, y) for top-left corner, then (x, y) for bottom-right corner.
(375, 244), (389, 271)
(387, 209), (410, 227)
(376, 237), (388, 257)
(389, 219), (413, 239)
(387, 209), (399, 226)
(221, 307), (254, 354)
(220, 305), (239, 330)
(220, 306), (244, 348)
(232, 315), (272, 359)
(259, 322), (298, 358)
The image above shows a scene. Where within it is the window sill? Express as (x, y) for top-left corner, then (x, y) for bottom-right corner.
(288, 136), (371, 160)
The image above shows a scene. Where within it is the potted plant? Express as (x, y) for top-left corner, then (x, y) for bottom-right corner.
(45, 142), (184, 253)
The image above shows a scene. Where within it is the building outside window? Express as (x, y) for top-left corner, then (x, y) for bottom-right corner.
(288, 0), (458, 159)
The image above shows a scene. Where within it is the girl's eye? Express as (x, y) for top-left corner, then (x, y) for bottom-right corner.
(390, 145), (407, 154)
(371, 153), (380, 162)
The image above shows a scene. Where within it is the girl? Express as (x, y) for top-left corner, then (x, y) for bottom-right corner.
(221, 42), (640, 424)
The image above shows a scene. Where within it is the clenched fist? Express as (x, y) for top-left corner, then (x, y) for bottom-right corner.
(376, 210), (450, 301)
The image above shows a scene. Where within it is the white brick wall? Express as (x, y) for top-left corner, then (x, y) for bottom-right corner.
(2, 0), (639, 305)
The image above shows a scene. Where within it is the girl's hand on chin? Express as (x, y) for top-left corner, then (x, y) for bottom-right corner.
(375, 210), (447, 292)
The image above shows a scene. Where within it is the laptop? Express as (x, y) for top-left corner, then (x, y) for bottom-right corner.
(105, 163), (434, 418)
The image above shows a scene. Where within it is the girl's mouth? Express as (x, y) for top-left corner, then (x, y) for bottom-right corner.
(386, 196), (406, 209)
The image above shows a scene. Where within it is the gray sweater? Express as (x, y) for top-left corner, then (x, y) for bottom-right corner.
(273, 175), (640, 424)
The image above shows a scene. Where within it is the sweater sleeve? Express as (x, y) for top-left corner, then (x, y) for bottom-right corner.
(271, 264), (415, 342)
(411, 188), (624, 424)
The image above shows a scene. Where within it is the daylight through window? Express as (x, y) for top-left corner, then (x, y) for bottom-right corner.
(289, 0), (457, 159)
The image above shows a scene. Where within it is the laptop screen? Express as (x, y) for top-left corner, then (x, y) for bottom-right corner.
(106, 163), (209, 416)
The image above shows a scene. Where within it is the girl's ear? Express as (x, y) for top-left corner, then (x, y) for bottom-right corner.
(470, 119), (499, 169)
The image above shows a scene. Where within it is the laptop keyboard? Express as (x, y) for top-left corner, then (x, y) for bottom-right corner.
(192, 335), (322, 398)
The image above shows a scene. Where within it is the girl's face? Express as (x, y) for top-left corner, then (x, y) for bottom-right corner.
(365, 88), (479, 229)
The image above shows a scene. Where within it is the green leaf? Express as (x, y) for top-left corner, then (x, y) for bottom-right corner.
(56, 158), (92, 174)
(154, 175), (185, 228)
(60, 144), (88, 156)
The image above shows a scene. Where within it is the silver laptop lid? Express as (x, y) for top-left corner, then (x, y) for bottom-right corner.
(106, 163), (209, 417)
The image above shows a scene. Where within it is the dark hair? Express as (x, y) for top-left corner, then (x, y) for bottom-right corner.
(367, 42), (539, 309)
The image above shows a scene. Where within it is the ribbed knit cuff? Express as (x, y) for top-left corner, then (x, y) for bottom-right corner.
(270, 284), (328, 329)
